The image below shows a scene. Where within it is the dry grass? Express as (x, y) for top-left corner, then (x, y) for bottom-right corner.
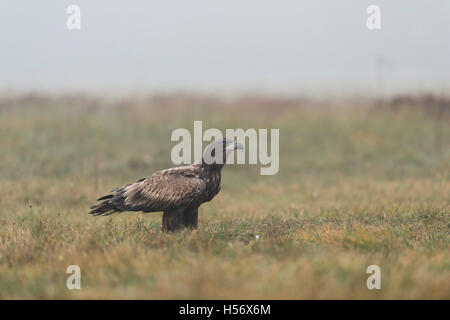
(0, 94), (448, 299)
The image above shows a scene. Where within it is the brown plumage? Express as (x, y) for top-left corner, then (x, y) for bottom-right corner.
(89, 138), (243, 231)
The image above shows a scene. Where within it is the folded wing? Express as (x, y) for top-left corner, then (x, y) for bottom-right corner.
(89, 167), (207, 216)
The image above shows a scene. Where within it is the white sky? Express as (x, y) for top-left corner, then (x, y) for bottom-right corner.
(0, 1), (449, 96)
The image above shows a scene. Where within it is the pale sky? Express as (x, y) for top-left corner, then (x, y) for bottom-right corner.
(0, 1), (449, 96)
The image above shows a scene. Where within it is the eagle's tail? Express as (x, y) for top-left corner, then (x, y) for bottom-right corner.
(88, 194), (124, 216)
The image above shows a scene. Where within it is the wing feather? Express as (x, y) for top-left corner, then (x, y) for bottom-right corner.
(89, 167), (207, 216)
(124, 168), (206, 212)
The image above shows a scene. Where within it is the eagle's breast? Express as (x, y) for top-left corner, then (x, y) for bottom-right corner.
(203, 169), (221, 202)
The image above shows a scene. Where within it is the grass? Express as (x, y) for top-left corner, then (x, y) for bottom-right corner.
(0, 94), (448, 299)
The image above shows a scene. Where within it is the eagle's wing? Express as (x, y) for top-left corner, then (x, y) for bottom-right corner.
(89, 167), (207, 216)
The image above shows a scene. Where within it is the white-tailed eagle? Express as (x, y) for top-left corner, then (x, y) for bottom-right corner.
(89, 138), (243, 231)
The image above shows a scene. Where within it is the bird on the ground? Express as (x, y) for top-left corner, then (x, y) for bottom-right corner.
(88, 138), (244, 231)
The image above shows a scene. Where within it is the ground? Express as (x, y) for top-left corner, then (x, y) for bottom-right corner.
(0, 94), (448, 299)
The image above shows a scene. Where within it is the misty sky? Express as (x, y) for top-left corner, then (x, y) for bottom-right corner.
(0, 1), (449, 96)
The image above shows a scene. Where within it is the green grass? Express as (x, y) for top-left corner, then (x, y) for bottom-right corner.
(0, 94), (448, 299)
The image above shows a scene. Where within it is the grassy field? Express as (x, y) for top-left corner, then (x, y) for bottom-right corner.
(0, 93), (448, 299)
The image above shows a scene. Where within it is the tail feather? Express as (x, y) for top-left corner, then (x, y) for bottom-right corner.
(89, 183), (136, 216)
(97, 194), (114, 201)
(89, 201), (120, 216)
(89, 191), (125, 216)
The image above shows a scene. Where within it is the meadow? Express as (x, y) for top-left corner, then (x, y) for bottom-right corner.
(0, 93), (448, 299)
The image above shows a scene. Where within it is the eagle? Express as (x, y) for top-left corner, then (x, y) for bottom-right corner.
(89, 138), (244, 232)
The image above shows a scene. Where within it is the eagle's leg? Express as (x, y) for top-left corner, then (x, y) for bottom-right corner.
(162, 208), (184, 232)
(162, 207), (198, 232)
(182, 206), (198, 230)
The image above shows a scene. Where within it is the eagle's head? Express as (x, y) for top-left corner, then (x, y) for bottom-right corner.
(202, 137), (244, 168)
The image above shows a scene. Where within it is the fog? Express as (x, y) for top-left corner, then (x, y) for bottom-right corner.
(0, 0), (449, 96)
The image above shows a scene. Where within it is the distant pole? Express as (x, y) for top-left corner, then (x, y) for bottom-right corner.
(375, 55), (385, 107)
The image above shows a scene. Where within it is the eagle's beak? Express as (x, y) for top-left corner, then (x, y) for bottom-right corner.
(226, 141), (244, 151)
(234, 142), (244, 150)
